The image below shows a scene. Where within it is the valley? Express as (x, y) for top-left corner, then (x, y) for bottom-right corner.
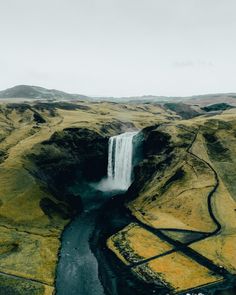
(0, 93), (235, 295)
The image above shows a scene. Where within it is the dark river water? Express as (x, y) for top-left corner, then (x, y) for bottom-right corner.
(55, 184), (119, 295)
(56, 209), (105, 295)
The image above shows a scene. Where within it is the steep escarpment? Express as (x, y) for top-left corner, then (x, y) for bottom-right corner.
(28, 128), (108, 219)
(108, 110), (236, 294)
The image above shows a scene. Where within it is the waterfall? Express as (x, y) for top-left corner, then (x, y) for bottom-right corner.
(107, 131), (138, 190)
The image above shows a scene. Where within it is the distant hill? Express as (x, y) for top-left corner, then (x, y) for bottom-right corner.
(94, 93), (236, 106)
(0, 85), (235, 106)
(0, 85), (88, 100)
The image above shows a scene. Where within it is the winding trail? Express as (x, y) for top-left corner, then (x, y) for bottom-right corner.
(128, 127), (226, 278)
(186, 127), (221, 237)
(152, 127), (221, 236)
(0, 270), (52, 287)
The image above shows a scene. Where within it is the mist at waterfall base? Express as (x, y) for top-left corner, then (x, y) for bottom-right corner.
(96, 131), (138, 192)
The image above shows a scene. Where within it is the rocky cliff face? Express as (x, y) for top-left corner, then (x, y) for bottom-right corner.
(28, 127), (109, 218)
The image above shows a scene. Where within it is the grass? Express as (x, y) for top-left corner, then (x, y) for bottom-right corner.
(0, 273), (54, 295)
(108, 109), (236, 293)
(1, 100), (235, 294)
(133, 251), (224, 293)
(0, 100), (170, 294)
(107, 223), (173, 265)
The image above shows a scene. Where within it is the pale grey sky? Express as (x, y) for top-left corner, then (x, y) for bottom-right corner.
(0, 0), (236, 97)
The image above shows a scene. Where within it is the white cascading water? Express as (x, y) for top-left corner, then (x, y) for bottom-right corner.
(107, 131), (138, 190)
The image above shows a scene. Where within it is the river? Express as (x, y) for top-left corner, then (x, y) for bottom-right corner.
(56, 205), (106, 295)
(56, 131), (138, 295)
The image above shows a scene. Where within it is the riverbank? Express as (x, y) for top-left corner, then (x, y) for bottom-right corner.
(90, 193), (169, 295)
(91, 192), (236, 295)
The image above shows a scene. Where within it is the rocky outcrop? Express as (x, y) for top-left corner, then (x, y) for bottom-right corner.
(28, 127), (108, 217)
(201, 103), (235, 112)
(164, 102), (203, 119)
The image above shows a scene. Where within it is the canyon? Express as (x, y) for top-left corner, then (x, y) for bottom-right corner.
(0, 93), (235, 294)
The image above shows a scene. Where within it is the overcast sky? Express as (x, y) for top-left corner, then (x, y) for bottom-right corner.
(0, 0), (236, 97)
